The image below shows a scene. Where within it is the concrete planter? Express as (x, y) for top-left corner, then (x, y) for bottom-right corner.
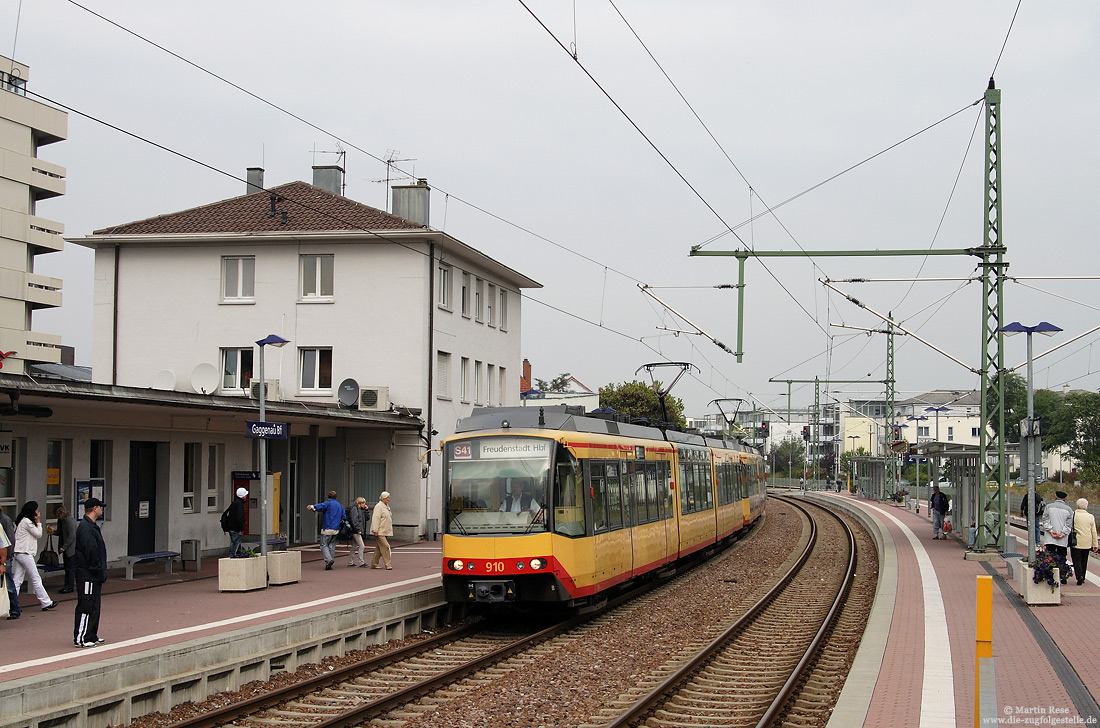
(1018, 563), (1060, 605)
(267, 550), (301, 585)
(218, 556), (267, 592)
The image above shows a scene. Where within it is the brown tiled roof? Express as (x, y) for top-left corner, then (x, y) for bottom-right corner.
(92, 181), (427, 236)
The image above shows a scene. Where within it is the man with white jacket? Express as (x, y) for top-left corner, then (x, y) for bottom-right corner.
(369, 492), (393, 570)
(1041, 490), (1075, 584)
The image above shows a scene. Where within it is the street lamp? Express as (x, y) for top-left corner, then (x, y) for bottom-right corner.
(256, 334), (289, 557)
(907, 415), (928, 513)
(999, 321), (1061, 557)
(847, 434), (859, 493)
(924, 405), (951, 441)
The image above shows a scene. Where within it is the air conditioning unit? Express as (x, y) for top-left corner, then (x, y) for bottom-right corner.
(249, 379), (281, 402)
(359, 386), (390, 412)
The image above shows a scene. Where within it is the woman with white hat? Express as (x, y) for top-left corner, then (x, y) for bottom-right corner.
(222, 487), (249, 557)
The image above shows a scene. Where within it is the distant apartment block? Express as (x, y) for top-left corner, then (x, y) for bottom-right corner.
(0, 55), (66, 374)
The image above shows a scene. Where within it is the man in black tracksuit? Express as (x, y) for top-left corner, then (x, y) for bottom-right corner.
(73, 498), (108, 648)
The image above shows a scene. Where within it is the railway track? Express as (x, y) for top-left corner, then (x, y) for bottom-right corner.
(158, 500), (864, 728)
(593, 496), (858, 728)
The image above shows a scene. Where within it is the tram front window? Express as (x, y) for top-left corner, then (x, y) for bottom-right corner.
(445, 436), (552, 534)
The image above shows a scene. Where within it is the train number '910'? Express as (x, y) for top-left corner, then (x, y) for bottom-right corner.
(485, 561), (507, 573)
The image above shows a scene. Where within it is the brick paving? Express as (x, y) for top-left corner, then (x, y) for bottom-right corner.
(829, 493), (1099, 727)
(1, 540), (441, 682)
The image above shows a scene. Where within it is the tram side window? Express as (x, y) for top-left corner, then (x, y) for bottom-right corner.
(680, 463), (696, 514)
(644, 462), (659, 523)
(703, 463), (715, 510)
(607, 462), (624, 529)
(553, 457), (585, 537)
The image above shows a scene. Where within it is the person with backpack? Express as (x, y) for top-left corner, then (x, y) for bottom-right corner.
(221, 488), (248, 557)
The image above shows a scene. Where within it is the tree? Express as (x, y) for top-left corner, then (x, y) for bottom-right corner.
(535, 372), (572, 392)
(770, 435), (807, 478)
(989, 372), (1028, 442)
(598, 380), (685, 427)
(1059, 391), (1100, 483)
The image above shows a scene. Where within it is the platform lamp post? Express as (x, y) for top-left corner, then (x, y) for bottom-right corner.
(256, 334), (289, 557)
(907, 415), (928, 513)
(847, 434), (859, 493)
(999, 322), (1061, 558)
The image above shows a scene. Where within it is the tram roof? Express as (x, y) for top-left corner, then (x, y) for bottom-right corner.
(457, 406), (751, 452)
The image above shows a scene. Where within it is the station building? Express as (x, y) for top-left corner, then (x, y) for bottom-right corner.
(0, 55), (539, 559)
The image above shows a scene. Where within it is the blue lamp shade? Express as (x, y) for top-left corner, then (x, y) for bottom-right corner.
(998, 321), (1062, 336)
(256, 334), (290, 348)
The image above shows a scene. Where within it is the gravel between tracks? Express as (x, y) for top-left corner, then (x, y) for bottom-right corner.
(124, 501), (859, 728)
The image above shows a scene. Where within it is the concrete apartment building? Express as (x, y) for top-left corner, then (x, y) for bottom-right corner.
(0, 55), (65, 375)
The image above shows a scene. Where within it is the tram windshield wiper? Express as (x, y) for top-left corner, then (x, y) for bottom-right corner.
(449, 512), (468, 535)
(523, 507), (546, 534)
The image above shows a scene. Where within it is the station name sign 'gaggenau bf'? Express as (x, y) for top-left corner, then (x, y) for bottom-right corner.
(246, 421), (288, 439)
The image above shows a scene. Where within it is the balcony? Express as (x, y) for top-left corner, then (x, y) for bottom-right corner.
(24, 271), (62, 309)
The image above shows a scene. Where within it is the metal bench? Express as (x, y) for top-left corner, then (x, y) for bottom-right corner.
(117, 551), (181, 580)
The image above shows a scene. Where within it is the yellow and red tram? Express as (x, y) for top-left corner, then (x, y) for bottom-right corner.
(441, 405), (766, 609)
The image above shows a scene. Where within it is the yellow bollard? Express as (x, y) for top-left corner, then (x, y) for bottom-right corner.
(975, 575), (993, 727)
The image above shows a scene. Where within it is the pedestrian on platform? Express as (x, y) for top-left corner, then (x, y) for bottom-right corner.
(10, 501), (57, 612)
(369, 491), (393, 570)
(307, 490), (344, 570)
(1070, 498), (1098, 586)
(346, 497), (369, 567)
(1, 504), (19, 620)
(73, 497), (107, 648)
(930, 485), (950, 539)
(223, 487), (248, 557)
(1041, 490), (1075, 584)
(1021, 490), (1044, 547)
(0, 519), (10, 616)
(54, 505), (78, 594)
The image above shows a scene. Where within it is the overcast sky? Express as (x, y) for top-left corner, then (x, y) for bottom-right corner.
(6, 1), (1099, 420)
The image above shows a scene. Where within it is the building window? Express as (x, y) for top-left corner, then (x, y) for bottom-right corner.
(300, 254), (334, 300)
(437, 264), (452, 309)
(487, 364), (496, 405)
(947, 426), (954, 442)
(918, 426), (929, 438)
(487, 284), (496, 326)
(46, 439), (66, 504)
(499, 289), (508, 331)
(971, 427), (979, 438)
(222, 256), (255, 302)
(300, 348), (333, 391)
(222, 348), (254, 391)
(461, 273), (471, 317)
(475, 279), (484, 322)
(207, 444), (222, 511)
(475, 360), (483, 404)
(436, 351), (451, 399)
(460, 357), (470, 402)
(0, 439), (17, 507)
(183, 442), (201, 513)
(90, 440), (112, 521)
(499, 366), (507, 406)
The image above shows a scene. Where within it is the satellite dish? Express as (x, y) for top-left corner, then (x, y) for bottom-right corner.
(151, 369), (177, 391)
(337, 378), (360, 407)
(191, 363), (220, 394)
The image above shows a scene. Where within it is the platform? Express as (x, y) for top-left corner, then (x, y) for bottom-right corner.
(807, 491), (1100, 727)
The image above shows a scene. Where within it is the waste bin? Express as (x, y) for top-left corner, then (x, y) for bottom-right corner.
(181, 539), (202, 571)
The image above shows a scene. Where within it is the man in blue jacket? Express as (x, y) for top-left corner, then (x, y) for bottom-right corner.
(307, 490), (344, 570)
(73, 498), (108, 648)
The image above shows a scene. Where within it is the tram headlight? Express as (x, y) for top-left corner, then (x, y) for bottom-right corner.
(516, 561), (525, 570)
(530, 558), (545, 570)
(450, 559), (464, 571)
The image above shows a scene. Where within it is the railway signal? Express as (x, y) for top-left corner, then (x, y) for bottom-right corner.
(802, 426), (810, 441)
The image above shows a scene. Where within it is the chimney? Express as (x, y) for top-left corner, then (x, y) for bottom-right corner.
(1064, 384), (1070, 395)
(392, 178), (430, 226)
(246, 167), (264, 194)
(523, 359), (532, 386)
(312, 165), (344, 196)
